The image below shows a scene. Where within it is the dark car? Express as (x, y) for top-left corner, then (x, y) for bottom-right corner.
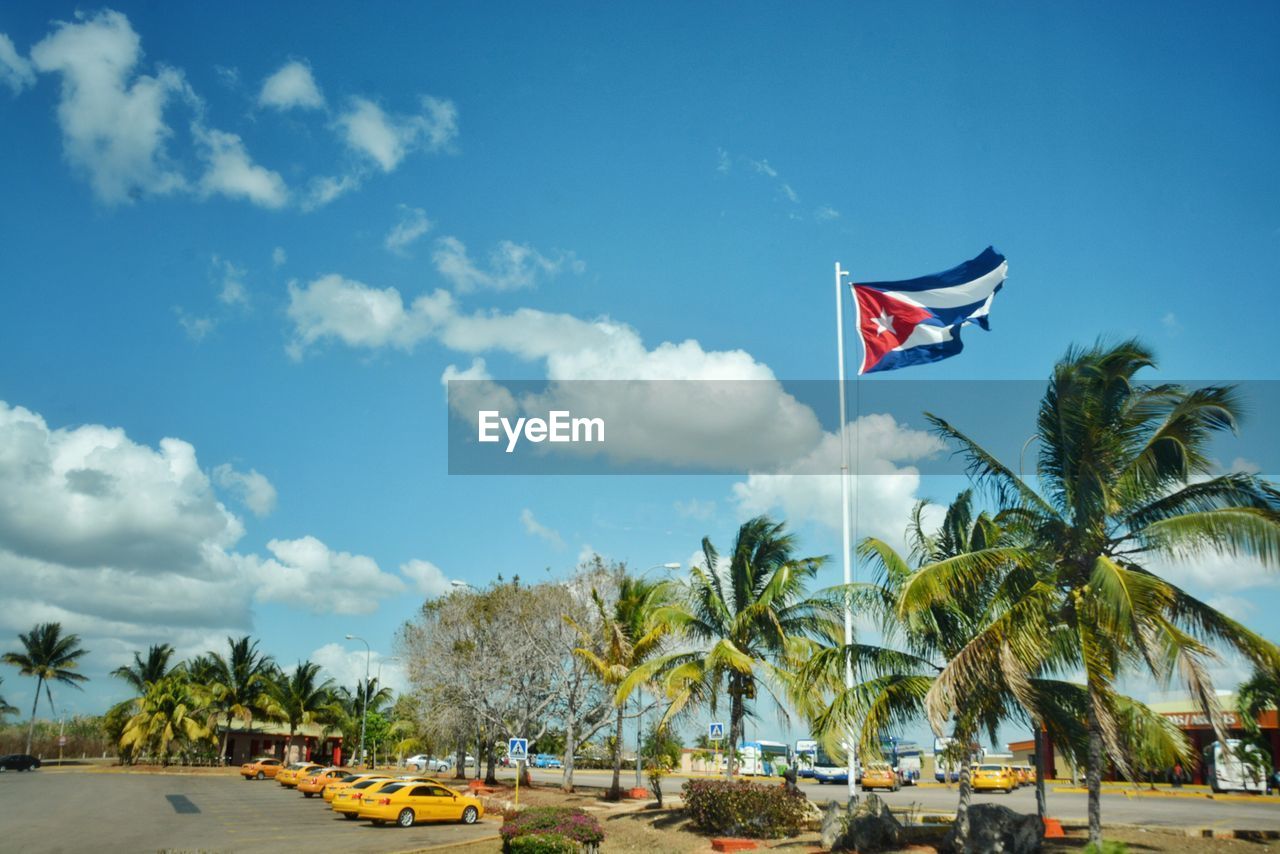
(0, 754), (42, 771)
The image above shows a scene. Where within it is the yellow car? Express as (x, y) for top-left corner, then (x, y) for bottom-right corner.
(357, 780), (484, 827)
(860, 762), (900, 792)
(239, 757), (283, 780)
(1014, 765), (1032, 787)
(298, 767), (349, 797)
(277, 762), (324, 788)
(323, 772), (387, 803)
(972, 764), (1017, 792)
(332, 777), (399, 818)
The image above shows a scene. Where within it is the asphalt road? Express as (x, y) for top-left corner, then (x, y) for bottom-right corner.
(523, 767), (1280, 832)
(0, 768), (497, 854)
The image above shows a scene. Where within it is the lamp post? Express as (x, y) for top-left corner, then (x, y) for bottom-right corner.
(636, 562), (681, 788)
(346, 634), (371, 768)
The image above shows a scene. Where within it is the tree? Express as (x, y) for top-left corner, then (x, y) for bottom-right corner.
(0, 676), (18, 720)
(205, 636), (276, 761)
(267, 661), (336, 762)
(110, 644), (176, 694)
(910, 339), (1280, 847)
(572, 571), (668, 799)
(631, 516), (836, 779)
(120, 674), (212, 766)
(3, 622), (89, 753)
(1238, 666), (1280, 740)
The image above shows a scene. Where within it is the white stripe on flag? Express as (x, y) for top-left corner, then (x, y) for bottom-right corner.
(881, 260), (1007, 310)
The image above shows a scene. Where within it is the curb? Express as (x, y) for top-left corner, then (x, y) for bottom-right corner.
(1050, 785), (1280, 804)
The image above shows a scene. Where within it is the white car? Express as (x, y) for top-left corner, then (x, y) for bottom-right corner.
(404, 754), (451, 772)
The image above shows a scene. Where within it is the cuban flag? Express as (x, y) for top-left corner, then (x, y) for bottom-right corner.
(852, 247), (1007, 374)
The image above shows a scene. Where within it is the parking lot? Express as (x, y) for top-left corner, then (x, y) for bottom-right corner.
(0, 768), (498, 853)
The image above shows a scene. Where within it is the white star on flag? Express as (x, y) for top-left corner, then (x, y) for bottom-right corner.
(871, 309), (896, 336)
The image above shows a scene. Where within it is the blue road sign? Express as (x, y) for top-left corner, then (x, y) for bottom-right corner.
(709, 722), (725, 740)
(508, 738), (529, 761)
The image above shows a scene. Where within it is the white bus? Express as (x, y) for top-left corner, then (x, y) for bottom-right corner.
(739, 740), (790, 776)
(1203, 740), (1267, 794)
(794, 739), (817, 778)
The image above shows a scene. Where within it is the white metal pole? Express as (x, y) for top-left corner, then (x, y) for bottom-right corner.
(834, 262), (859, 802)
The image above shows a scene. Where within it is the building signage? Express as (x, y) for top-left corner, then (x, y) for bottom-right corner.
(1162, 711), (1239, 728)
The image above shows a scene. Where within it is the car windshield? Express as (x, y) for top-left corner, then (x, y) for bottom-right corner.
(979, 764), (1003, 771)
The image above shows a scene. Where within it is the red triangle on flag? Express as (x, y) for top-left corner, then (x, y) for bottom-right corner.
(853, 286), (933, 373)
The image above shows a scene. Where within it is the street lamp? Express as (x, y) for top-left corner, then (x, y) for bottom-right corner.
(346, 634), (371, 768)
(635, 562), (682, 788)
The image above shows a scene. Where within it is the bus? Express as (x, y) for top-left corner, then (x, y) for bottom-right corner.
(812, 744), (853, 785)
(1202, 740), (1267, 794)
(794, 739), (817, 778)
(739, 740), (790, 776)
(933, 736), (983, 783)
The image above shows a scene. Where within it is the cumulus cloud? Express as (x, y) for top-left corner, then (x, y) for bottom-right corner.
(337, 94), (458, 172)
(258, 59), (324, 111)
(285, 274), (450, 357)
(212, 464), (277, 517)
(272, 246), (287, 267)
(384, 204), (432, 255)
(30, 10), (190, 204)
(432, 236), (583, 292)
(241, 536), (405, 615)
(0, 32), (34, 94)
(301, 173), (361, 211)
(176, 308), (215, 341)
(212, 255), (248, 306)
(400, 558), (454, 598)
(193, 124), (288, 208)
(311, 642), (407, 695)
(521, 508), (564, 549)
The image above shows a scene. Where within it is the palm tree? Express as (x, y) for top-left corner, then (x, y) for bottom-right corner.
(907, 339), (1280, 847)
(111, 644), (176, 694)
(571, 575), (668, 799)
(0, 677), (19, 720)
(629, 516), (836, 779)
(3, 622), (89, 753)
(267, 661), (337, 762)
(120, 675), (213, 766)
(206, 636), (276, 761)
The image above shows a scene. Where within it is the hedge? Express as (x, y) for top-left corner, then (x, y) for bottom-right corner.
(681, 778), (810, 838)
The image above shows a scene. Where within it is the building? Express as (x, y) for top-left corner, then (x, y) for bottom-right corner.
(217, 719), (345, 766)
(1007, 694), (1278, 784)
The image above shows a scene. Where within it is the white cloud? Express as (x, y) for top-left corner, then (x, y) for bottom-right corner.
(213, 255), (248, 306)
(400, 558), (454, 598)
(193, 124), (288, 208)
(1149, 552), (1279, 595)
(212, 464), (277, 517)
(433, 236), (583, 292)
(285, 274), (450, 357)
(176, 308), (215, 341)
(674, 498), (717, 521)
(258, 59), (324, 111)
(441, 357), (491, 385)
(521, 508), (564, 549)
(302, 173), (361, 211)
(30, 10), (190, 204)
(0, 32), (34, 94)
(310, 642), (407, 695)
(241, 536), (406, 615)
(815, 205), (840, 221)
(716, 147), (730, 174)
(749, 158), (778, 179)
(384, 204), (432, 255)
(336, 94), (458, 172)
(272, 246), (287, 267)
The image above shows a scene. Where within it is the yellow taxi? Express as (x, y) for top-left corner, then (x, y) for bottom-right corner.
(332, 777), (400, 818)
(860, 762), (900, 792)
(277, 762), (324, 788)
(240, 757), (283, 780)
(971, 763), (1018, 792)
(297, 767), (349, 797)
(1014, 765), (1032, 787)
(357, 780), (484, 827)
(322, 772), (386, 803)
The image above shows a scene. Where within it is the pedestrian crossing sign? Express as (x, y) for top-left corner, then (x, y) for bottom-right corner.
(709, 722), (724, 740)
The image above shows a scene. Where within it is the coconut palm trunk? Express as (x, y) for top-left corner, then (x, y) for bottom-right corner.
(1086, 702), (1103, 847)
(609, 703), (625, 798)
(25, 675), (44, 754)
(561, 714), (577, 793)
(954, 762), (973, 840)
(728, 688), (746, 779)
(1033, 726), (1047, 821)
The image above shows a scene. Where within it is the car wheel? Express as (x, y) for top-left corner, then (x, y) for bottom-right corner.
(304, 792), (313, 798)
(256, 771), (264, 780)
(461, 806), (479, 825)
(398, 808), (415, 828)
(343, 812), (358, 820)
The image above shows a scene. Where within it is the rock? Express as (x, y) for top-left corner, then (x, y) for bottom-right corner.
(800, 799), (825, 832)
(833, 794), (902, 853)
(820, 800), (844, 850)
(942, 804), (1043, 853)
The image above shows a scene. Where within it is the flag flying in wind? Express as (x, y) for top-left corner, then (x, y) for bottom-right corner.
(851, 246), (1008, 374)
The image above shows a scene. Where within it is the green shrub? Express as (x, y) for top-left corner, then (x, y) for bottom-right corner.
(500, 806), (605, 852)
(681, 778), (809, 838)
(509, 834), (577, 854)
(1083, 842), (1130, 854)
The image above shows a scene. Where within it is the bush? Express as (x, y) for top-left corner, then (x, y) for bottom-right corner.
(1083, 843), (1129, 854)
(509, 834), (577, 854)
(500, 806), (605, 852)
(681, 778), (809, 838)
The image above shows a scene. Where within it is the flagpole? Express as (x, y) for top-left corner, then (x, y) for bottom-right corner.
(834, 262), (859, 803)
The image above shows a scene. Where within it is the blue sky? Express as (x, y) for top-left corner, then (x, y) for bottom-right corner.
(1, 2), (1278, 748)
